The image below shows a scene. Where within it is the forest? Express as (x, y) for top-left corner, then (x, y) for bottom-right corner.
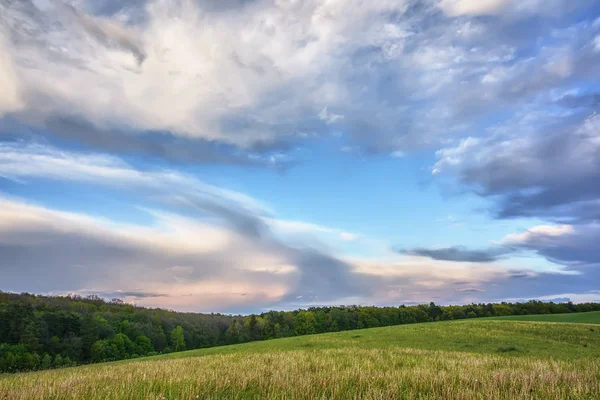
(1, 291), (599, 373)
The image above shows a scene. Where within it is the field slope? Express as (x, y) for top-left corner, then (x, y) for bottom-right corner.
(486, 310), (600, 324)
(1, 319), (599, 399)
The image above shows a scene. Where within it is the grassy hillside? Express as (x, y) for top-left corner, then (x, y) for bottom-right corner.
(486, 310), (600, 324)
(1, 319), (599, 399)
(3, 292), (599, 374)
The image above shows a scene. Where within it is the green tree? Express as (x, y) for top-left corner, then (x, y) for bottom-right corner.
(134, 335), (154, 355)
(112, 333), (135, 359)
(53, 354), (63, 368)
(151, 324), (168, 351)
(4, 352), (16, 372)
(20, 322), (40, 352)
(273, 323), (283, 338)
(294, 311), (316, 336)
(225, 320), (241, 344)
(41, 353), (52, 369)
(170, 326), (186, 352)
(91, 340), (106, 362)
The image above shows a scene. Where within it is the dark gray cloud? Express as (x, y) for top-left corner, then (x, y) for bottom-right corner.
(435, 109), (600, 223)
(430, 10), (600, 222)
(86, 291), (168, 299)
(158, 187), (379, 303)
(397, 246), (511, 263)
(509, 273), (533, 279)
(283, 249), (378, 303)
(42, 116), (287, 168)
(483, 266), (600, 302)
(504, 224), (600, 267)
(455, 288), (484, 293)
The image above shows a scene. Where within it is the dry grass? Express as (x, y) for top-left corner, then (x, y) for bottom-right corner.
(1, 347), (599, 400)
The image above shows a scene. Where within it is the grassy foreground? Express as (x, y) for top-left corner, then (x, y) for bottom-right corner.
(1, 318), (599, 399)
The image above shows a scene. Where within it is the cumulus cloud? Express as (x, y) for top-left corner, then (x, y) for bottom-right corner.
(3, 0), (410, 149)
(1, 0), (597, 162)
(432, 95), (600, 287)
(503, 224), (600, 267)
(434, 112), (600, 222)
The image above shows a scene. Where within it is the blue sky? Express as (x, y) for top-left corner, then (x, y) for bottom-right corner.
(0, 0), (599, 313)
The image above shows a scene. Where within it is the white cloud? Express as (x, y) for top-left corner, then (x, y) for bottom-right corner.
(438, 0), (508, 17)
(3, 142), (586, 309)
(0, 142), (268, 215)
(0, 195), (296, 311)
(502, 225), (574, 244)
(437, 0), (571, 18)
(263, 216), (359, 243)
(4, 0), (593, 157)
(2, 0), (412, 148)
(319, 107), (344, 124)
(1, 190), (595, 310)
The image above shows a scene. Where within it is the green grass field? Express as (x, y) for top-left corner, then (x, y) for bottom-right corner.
(1, 316), (599, 399)
(486, 310), (600, 324)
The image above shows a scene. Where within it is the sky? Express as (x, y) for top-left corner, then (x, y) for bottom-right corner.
(0, 0), (599, 314)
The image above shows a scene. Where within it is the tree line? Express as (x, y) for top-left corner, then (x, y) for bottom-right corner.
(1, 291), (599, 373)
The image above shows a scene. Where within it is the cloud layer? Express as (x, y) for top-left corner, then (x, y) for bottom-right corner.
(2, 0), (598, 162)
(1, 143), (598, 311)
(1, 0), (599, 311)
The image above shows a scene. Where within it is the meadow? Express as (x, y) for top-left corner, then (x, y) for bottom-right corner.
(1, 314), (599, 400)
(486, 310), (600, 324)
